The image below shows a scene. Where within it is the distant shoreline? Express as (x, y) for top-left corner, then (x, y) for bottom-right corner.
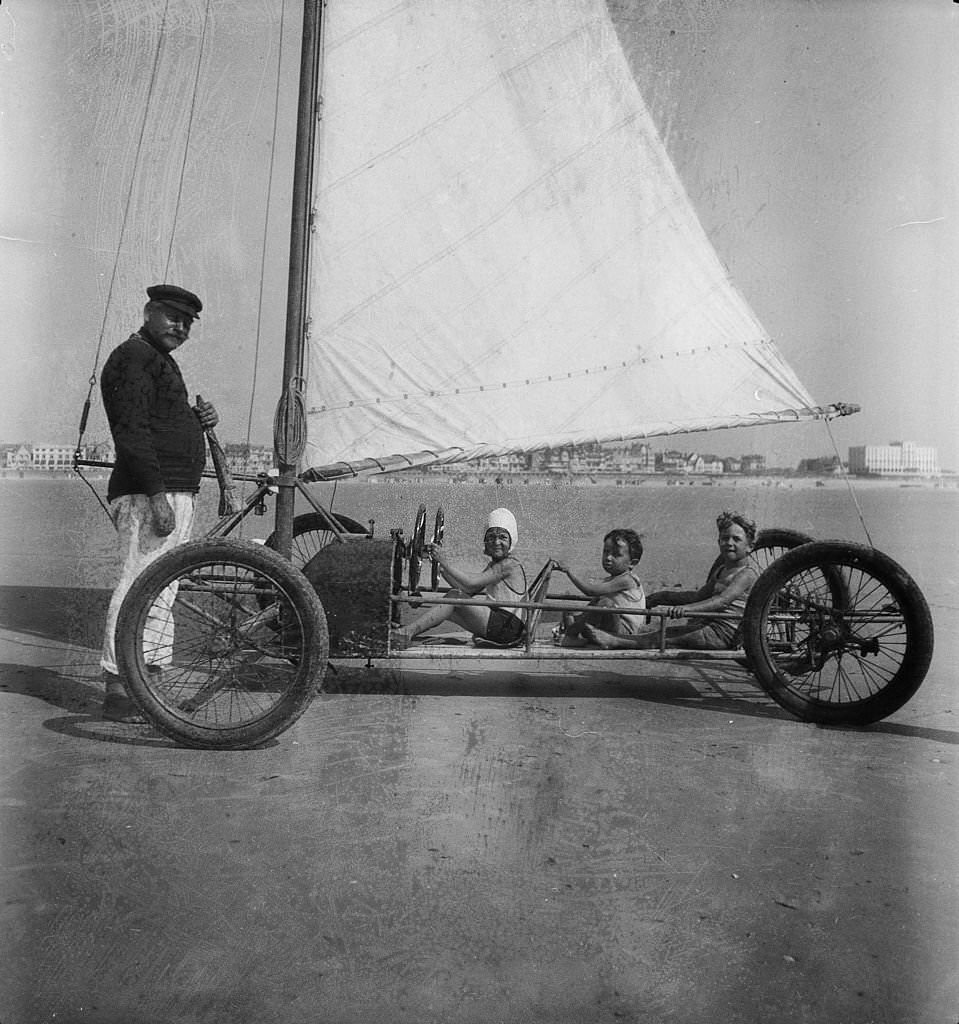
(2, 470), (955, 491)
(371, 474), (957, 491)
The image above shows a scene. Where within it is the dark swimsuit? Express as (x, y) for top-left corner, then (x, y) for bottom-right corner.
(485, 606), (526, 644)
(483, 556), (527, 644)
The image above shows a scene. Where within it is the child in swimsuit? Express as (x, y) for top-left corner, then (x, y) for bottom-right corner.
(392, 507), (527, 645)
(552, 528), (646, 645)
(584, 511), (758, 651)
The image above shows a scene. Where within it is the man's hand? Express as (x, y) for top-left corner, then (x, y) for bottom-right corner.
(193, 396), (219, 430)
(149, 493), (176, 537)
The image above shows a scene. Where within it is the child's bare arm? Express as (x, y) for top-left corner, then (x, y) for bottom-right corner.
(646, 587), (700, 606)
(660, 569), (757, 618)
(647, 569), (715, 608)
(552, 563), (626, 598)
(434, 546), (519, 595)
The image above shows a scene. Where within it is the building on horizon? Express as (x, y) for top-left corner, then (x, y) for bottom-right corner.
(797, 455), (844, 476)
(848, 441), (940, 478)
(2, 444), (33, 470)
(739, 454), (766, 474)
(2, 441), (116, 471)
(219, 443), (275, 477)
(24, 443), (75, 471)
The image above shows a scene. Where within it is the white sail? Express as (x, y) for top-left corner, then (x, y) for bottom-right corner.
(303, 0), (818, 477)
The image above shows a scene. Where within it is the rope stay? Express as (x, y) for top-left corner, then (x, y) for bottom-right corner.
(74, 0), (288, 529)
(274, 376), (308, 467)
(162, 0), (212, 283)
(244, 0), (291, 474)
(825, 417), (874, 548)
(74, 0), (175, 522)
(75, 0), (173, 456)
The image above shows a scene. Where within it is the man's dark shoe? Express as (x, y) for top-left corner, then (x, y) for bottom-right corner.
(101, 691), (146, 724)
(101, 670), (146, 724)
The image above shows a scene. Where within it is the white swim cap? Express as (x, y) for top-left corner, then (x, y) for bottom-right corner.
(486, 507), (517, 550)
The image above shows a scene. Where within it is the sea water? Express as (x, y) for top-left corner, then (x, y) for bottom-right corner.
(1, 475), (955, 620)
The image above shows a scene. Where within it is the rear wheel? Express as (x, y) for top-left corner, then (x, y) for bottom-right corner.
(265, 511), (368, 572)
(116, 538), (328, 749)
(742, 542), (933, 725)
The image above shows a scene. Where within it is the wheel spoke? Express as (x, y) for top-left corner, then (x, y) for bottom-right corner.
(743, 541), (933, 724)
(118, 539), (327, 748)
(266, 512), (369, 572)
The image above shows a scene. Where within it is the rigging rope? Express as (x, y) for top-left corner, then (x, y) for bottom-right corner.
(74, 0), (174, 521)
(74, 2), (300, 532)
(245, 0), (290, 457)
(274, 376), (308, 466)
(163, 0), (212, 281)
(825, 418), (874, 547)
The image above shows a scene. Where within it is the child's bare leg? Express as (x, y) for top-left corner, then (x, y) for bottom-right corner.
(565, 598), (620, 645)
(562, 610), (587, 638)
(556, 605), (598, 646)
(394, 591), (490, 642)
(394, 588), (463, 640)
(450, 604), (491, 638)
(393, 600), (453, 641)
(591, 604), (622, 635)
(585, 620), (720, 650)
(582, 623), (661, 649)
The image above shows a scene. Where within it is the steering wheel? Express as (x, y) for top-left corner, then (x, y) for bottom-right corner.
(430, 507), (445, 590)
(408, 504), (428, 598)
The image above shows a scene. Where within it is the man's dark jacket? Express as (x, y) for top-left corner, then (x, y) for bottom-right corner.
(100, 332), (206, 502)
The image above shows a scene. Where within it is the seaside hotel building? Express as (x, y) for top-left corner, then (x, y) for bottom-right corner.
(847, 441), (940, 478)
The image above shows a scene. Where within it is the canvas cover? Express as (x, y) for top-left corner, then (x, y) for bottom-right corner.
(303, 0), (817, 476)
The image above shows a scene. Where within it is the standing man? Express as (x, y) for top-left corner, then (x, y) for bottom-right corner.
(99, 284), (218, 722)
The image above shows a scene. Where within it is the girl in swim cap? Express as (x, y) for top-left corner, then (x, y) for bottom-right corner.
(393, 508), (528, 647)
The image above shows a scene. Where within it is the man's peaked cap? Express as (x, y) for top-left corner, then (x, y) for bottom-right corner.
(146, 284), (202, 319)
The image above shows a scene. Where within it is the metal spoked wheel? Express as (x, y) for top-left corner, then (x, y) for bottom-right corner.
(742, 541), (934, 725)
(116, 538), (329, 749)
(265, 511), (368, 572)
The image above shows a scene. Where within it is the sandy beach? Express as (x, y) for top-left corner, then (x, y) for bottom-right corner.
(2, 587), (958, 1023)
(1, 479), (957, 1022)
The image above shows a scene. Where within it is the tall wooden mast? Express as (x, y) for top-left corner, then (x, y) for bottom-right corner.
(273, 0), (323, 559)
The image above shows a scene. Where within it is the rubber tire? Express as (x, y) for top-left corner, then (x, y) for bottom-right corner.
(117, 538), (328, 749)
(265, 511), (368, 572)
(742, 541), (934, 725)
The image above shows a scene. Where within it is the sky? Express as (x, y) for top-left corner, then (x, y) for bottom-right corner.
(1, 0), (957, 469)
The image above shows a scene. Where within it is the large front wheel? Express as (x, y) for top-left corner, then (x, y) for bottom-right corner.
(742, 542), (933, 725)
(116, 538), (329, 749)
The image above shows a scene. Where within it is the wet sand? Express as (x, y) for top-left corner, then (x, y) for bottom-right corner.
(1, 583), (957, 1023)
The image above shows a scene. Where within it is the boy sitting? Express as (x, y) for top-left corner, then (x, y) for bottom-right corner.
(552, 528), (646, 646)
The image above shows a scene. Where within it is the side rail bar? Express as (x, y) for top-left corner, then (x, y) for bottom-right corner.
(391, 591), (743, 653)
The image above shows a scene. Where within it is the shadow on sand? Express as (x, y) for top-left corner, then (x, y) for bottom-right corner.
(0, 584), (111, 649)
(2, 584), (954, 746)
